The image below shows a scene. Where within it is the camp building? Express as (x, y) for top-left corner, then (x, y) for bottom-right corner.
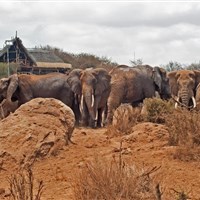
(0, 36), (72, 75)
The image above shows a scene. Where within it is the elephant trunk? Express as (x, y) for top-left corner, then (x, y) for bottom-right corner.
(176, 88), (196, 108)
(7, 74), (18, 102)
(180, 92), (189, 107)
(83, 90), (97, 127)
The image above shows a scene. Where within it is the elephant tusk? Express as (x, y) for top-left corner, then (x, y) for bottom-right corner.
(175, 97), (180, 109)
(80, 95), (84, 112)
(91, 94), (94, 107)
(192, 96), (196, 108)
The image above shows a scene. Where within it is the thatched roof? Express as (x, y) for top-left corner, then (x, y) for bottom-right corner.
(0, 37), (37, 65)
(0, 37), (71, 69)
(28, 49), (72, 68)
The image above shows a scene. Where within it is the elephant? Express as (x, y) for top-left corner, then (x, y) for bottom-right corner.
(106, 64), (171, 125)
(0, 99), (18, 119)
(167, 70), (200, 109)
(0, 70), (82, 123)
(80, 68), (111, 128)
(195, 83), (200, 110)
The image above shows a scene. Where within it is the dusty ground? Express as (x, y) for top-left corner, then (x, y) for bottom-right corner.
(0, 103), (200, 199)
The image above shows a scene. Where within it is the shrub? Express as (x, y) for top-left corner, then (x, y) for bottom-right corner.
(8, 167), (44, 200)
(142, 98), (174, 123)
(166, 109), (200, 161)
(72, 153), (159, 200)
(166, 109), (200, 146)
(106, 104), (142, 136)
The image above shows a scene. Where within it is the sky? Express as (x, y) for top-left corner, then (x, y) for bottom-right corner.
(1, 1), (200, 66)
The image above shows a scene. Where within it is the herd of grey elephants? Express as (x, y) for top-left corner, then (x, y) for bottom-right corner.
(0, 64), (200, 128)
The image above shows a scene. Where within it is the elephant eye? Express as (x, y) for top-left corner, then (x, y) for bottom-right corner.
(189, 73), (195, 78)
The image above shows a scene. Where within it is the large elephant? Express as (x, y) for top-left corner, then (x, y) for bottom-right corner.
(195, 83), (200, 110)
(106, 65), (171, 124)
(168, 70), (200, 108)
(80, 68), (111, 128)
(0, 71), (82, 123)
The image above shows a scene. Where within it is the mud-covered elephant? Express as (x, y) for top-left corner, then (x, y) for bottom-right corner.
(0, 71), (82, 123)
(195, 83), (200, 110)
(80, 68), (111, 128)
(106, 65), (170, 124)
(168, 70), (200, 108)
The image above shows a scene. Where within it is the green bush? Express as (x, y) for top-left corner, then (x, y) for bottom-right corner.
(0, 62), (18, 78)
(142, 98), (174, 123)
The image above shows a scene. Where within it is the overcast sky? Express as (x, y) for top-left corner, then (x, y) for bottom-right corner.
(1, 1), (200, 66)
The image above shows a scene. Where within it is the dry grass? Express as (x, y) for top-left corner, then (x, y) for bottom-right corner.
(157, 104), (200, 161)
(141, 98), (174, 123)
(106, 104), (142, 137)
(106, 98), (200, 162)
(166, 109), (200, 146)
(72, 143), (160, 200)
(8, 167), (44, 200)
(141, 99), (200, 161)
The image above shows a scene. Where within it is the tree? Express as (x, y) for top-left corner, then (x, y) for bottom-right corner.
(162, 61), (183, 72)
(186, 62), (200, 70)
(130, 58), (143, 66)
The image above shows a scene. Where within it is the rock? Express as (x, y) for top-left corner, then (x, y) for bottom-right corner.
(0, 98), (75, 167)
(0, 188), (5, 195)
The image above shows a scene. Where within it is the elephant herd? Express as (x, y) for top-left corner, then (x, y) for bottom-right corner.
(0, 65), (200, 128)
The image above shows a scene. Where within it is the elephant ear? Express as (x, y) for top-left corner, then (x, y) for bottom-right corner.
(0, 77), (10, 93)
(67, 69), (82, 95)
(92, 69), (111, 96)
(167, 71), (178, 97)
(194, 70), (200, 88)
(152, 67), (162, 92)
(6, 74), (19, 102)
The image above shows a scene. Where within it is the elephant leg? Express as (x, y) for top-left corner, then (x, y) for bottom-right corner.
(97, 107), (104, 128)
(72, 99), (81, 126)
(106, 95), (123, 125)
(102, 104), (108, 127)
(89, 118), (96, 128)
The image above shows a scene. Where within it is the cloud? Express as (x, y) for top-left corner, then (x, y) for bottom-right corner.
(0, 2), (200, 66)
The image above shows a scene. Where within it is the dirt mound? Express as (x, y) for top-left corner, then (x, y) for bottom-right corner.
(0, 98), (75, 168)
(123, 122), (169, 145)
(0, 101), (200, 199)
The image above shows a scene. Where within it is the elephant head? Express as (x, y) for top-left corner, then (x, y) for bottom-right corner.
(152, 66), (171, 100)
(80, 68), (111, 127)
(0, 74), (18, 103)
(168, 70), (200, 108)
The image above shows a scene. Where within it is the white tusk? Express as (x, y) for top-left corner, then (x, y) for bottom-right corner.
(175, 97), (180, 109)
(80, 95), (84, 112)
(192, 96), (196, 108)
(91, 94), (94, 107)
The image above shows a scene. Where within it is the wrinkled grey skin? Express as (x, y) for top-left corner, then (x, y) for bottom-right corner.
(0, 71), (82, 123)
(67, 69), (83, 124)
(106, 65), (171, 125)
(80, 68), (111, 128)
(168, 70), (200, 108)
